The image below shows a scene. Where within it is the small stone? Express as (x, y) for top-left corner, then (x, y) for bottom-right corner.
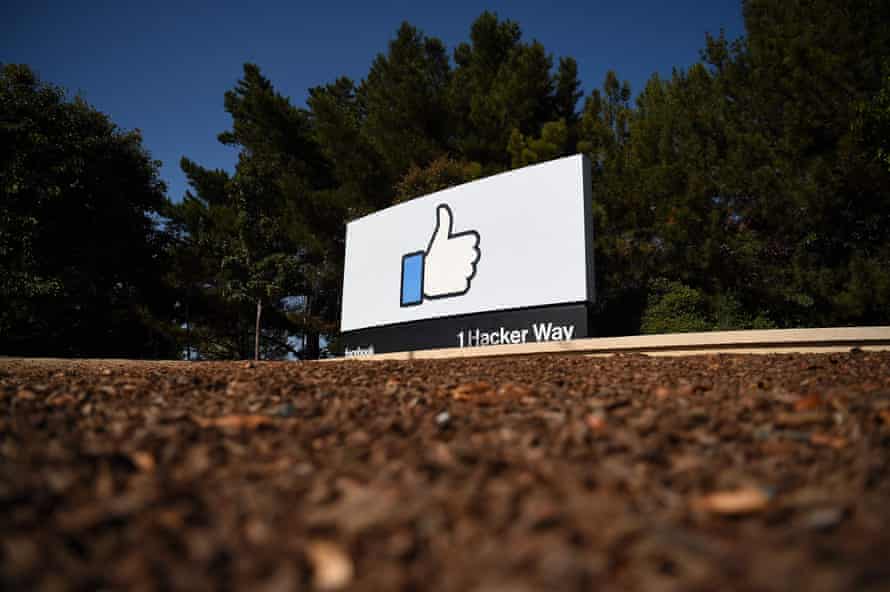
(257, 562), (298, 592)
(3, 537), (38, 573)
(245, 519), (273, 544)
(675, 382), (695, 397)
(803, 507), (845, 530)
(16, 389), (36, 401)
(276, 402), (297, 417)
(45, 469), (77, 493)
(585, 412), (606, 431)
(435, 411), (451, 427)
(307, 541), (353, 591)
(226, 381), (250, 396)
(130, 451), (156, 471)
(383, 378), (400, 396)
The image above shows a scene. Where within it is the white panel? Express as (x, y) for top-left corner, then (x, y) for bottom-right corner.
(341, 154), (592, 332)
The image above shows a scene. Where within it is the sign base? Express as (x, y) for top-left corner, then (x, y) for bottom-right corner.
(341, 303), (589, 356)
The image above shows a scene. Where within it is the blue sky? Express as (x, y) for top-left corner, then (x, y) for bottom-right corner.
(3, 1), (745, 203)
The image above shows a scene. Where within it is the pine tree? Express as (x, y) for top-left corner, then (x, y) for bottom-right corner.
(359, 23), (452, 181)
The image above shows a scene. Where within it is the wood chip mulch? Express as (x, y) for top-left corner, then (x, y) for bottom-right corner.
(1, 352), (889, 591)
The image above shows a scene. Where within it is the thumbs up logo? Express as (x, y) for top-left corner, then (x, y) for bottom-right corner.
(401, 204), (481, 307)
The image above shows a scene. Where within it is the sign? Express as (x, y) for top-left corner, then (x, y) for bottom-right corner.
(341, 154), (594, 354)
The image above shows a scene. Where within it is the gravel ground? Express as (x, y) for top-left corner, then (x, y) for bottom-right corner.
(2, 353), (890, 591)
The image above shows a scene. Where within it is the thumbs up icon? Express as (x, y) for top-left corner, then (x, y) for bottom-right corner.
(401, 204), (481, 307)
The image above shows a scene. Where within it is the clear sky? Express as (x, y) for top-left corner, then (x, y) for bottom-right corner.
(3, 0), (745, 203)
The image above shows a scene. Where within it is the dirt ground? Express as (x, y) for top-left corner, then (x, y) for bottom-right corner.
(1, 352), (890, 591)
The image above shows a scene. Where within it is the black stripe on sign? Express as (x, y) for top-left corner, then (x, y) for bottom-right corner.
(341, 302), (590, 356)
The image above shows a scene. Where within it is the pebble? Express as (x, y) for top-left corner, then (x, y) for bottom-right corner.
(276, 402), (297, 417)
(803, 507), (845, 530)
(307, 541), (353, 590)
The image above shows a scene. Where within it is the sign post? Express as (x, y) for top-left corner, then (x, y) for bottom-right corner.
(340, 154), (594, 356)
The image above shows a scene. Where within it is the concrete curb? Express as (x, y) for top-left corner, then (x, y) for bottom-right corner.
(338, 326), (890, 361)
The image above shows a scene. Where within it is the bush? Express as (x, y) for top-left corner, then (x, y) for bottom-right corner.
(641, 279), (712, 334)
(641, 279), (777, 334)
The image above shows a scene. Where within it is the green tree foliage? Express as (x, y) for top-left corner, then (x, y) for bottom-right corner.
(709, 0), (890, 327)
(448, 12), (574, 168)
(174, 13), (583, 357)
(641, 279), (775, 334)
(359, 22), (452, 178)
(7, 3), (889, 359)
(641, 279), (712, 334)
(0, 64), (176, 357)
(153, 3), (890, 354)
(166, 65), (341, 359)
(394, 156), (482, 204)
(163, 160), (250, 359)
(858, 58), (890, 171)
(581, 0), (890, 334)
(508, 119), (569, 168)
(307, 77), (390, 212)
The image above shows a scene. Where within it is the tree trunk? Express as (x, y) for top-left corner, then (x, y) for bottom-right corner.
(302, 292), (320, 359)
(304, 332), (320, 360)
(254, 298), (262, 361)
(185, 289), (191, 360)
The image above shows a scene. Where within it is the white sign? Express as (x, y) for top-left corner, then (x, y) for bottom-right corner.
(340, 154), (593, 333)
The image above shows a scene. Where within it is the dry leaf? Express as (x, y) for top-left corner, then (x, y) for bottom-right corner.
(497, 382), (534, 399)
(695, 487), (771, 514)
(48, 393), (77, 406)
(775, 412), (829, 427)
(193, 415), (274, 429)
(793, 394), (823, 412)
(809, 433), (847, 449)
(451, 381), (494, 400)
